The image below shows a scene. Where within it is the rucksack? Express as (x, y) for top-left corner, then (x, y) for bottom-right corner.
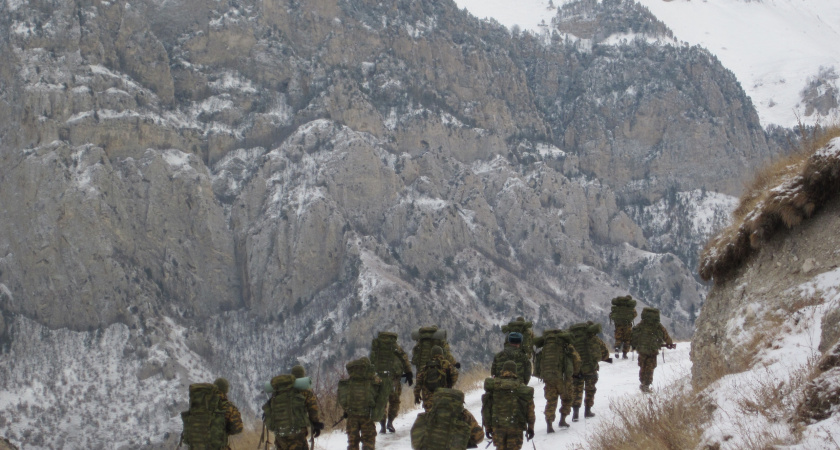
(421, 358), (450, 392)
(481, 377), (533, 430)
(631, 308), (665, 354)
(338, 359), (388, 422)
(180, 383), (228, 450)
(609, 296), (637, 325)
(501, 319), (534, 355)
(410, 388), (471, 450)
(262, 375), (310, 438)
(534, 329), (575, 381)
(569, 322), (602, 374)
(370, 332), (401, 376)
(411, 326), (450, 370)
(492, 346), (530, 383)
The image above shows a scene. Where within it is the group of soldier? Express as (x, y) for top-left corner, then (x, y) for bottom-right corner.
(179, 295), (674, 450)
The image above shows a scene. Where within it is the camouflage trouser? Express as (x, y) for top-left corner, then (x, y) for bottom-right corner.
(491, 426), (524, 450)
(638, 352), (659, 386)
(572, 373), (598, 408)
(346, 416), (377, 450)
(543, 378), (574, 421)
(274, 430), (308, 450)
(386, 376), (402, 421)
(418, 387), (435, 411)
(614, 323), (632, 354)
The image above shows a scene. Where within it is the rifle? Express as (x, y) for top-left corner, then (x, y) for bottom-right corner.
(309, 425), (315, 450)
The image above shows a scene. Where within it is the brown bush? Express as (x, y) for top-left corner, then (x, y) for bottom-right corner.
(699, 123), (840, 283)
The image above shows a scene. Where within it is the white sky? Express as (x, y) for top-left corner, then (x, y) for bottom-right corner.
(453, 0), (840, 128)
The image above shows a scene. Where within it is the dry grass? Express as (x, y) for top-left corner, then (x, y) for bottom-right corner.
(581, 381), (714, 450)
(699, 122), (840, 283)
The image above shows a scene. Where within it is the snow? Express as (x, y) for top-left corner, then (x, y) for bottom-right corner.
(453, 0), (840, 128)
(313, 344), (691, 449)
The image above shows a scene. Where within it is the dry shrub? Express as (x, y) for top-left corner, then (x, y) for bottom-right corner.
(699, 122), (840, 283)
(584, 381), (713, 450)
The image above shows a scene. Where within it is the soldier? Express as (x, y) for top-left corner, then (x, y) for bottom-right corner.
(411, 325), (460, 374)
(338, 357), (390, 450)
(501, 317), (536, 359)
(369, 331), (414, 434)
(609, 295), (638, 359)
(491, 332), (532, 385)
(409, 388), (484, 449)
(569, 322), (611, 421)
(533, 329), (581, 431)
(631, 307), (675, 393)
(414, 345), (459, 411)
(481, 361), (535, 450)
(260, 365), (324, 450)
(179, 378), (244, 449)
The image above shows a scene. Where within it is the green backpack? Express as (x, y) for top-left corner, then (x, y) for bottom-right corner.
(262, 374), (310, 438)
(534, 330), (575, 381)
(569, 322), (602, 374)
(180, 383), (228, 450)
(631, 308), (665, 354)
(609, 296), (637, 325)
(501, 319), (534, 356)
(370, 332), (401, 376)
(492, 346), (530, 384)
(410, 388), (471, 450)
(411, 326), (450, 370)
(338, 359), (388, 421)
(481, 378), (533, 429)
(421, 358), (450, 392)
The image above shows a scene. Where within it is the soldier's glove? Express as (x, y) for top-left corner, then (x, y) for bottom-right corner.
(455, 362), (461, 369)
(526, 428), (535, 441)
(604, 357), (614, 364)
(485, 428), (493, 439)
(467, 444), (477, 449)
(414, 396), (421, 405)
(312, 421), (324, 437)
(404, 371), (414, 386)
(343, 412), (348, 419)
(668, 343), (677, 349)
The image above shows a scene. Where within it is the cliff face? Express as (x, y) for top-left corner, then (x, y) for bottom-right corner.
(0, 0), (776, 446)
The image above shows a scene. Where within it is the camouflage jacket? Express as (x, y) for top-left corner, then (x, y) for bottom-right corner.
(463, 408), (485, 447)
(220, 393), (244, 436)
(414, 356), (459, 399)
(302, 389), (322, 425)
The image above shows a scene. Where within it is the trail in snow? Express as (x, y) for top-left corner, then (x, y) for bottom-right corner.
(313, 343), (691, 449)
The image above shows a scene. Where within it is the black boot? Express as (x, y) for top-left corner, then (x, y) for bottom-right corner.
(386, 418), (396, 433)
(546, 420), (555, 433)
(558, 414), (570, 428)
(379, 419), (387, 434)
(584, 406), (595, 418)
(622, 353), (628, 359)
(640, 384), (651, 393)
(572, 407), (579, 422)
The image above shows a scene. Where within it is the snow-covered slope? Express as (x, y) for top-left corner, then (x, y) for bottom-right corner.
(454, 0), (840, 128)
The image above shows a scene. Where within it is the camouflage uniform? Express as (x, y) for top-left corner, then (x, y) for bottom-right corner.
(415, 351), (459, 411)
(464, 409), (485, 448)
(384, 345), (412, 424)
(634, 324), (673, 389)
(211, 378), (243, 450)
(543, 346), (581, 423)
(346, 416), (377, 450)
(273, 366), (323, 450)
(486, 370), (535, 450)
(571, 336), (610, 410)
(491, 343), (532, 385)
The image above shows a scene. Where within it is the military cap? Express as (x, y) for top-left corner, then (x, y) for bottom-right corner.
(291, 365), (306, 378)
(213, 377), (230, 394)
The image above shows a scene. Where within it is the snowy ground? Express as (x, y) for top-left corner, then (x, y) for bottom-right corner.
(313, 344), (691, 449)
(453, 0), (840, 129)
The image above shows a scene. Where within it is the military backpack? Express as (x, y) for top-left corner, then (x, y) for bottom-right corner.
(492, 346), (530, 384)
(262, 374), (310, 438)
(421, 358), (450, 392)
(338, 359), (388, 421)
(411, 326), (450, 370)
(609, 296), (637, 325)
(631, 307), (665, 354)
(370, 331), (402, 376)
(534, 329), (575, 381)
(501, 319), (534, 356)
(481, 377), (533, 430)
(410, 388), (471, 450)
(180, 383), (228, 450)
(569, 322), (603, 374)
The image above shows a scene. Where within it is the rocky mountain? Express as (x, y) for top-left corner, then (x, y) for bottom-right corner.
(0, 0), (776, 447)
